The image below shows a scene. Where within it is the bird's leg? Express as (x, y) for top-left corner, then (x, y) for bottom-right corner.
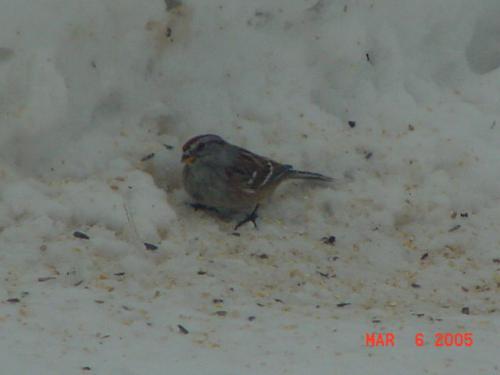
(234, 204), (259, 231)
(189, 202), (219, 213)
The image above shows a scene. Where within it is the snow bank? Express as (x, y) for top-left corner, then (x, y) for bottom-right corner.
(0, 0), (498, 373)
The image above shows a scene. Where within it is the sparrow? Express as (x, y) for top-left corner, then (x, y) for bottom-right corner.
(181, 134), (332, 229)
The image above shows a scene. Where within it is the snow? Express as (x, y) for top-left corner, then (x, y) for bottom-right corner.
(0, 0), (499, 373)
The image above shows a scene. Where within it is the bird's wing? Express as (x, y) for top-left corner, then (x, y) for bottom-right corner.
(224, 148), (292, 194)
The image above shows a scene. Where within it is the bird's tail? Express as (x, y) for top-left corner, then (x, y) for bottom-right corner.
(288, 169), (333, 182)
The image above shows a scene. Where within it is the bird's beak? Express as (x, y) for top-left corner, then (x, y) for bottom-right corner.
(181, 153), (196, 165)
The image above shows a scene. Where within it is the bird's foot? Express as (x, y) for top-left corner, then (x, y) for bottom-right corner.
(189, 203), (219, 214)
(234, 204), (259, 231)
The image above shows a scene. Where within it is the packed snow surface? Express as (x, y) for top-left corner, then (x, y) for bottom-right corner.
(0, 0), (499, 373)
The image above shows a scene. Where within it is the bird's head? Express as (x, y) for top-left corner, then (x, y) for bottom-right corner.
(181, 134), (225, 165)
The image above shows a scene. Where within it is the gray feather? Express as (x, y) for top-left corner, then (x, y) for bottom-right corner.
(287, 169), (333, 182)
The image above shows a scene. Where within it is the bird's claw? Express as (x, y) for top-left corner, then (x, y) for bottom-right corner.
(234, 205), (259, 231)
(189, 203), (219, 213)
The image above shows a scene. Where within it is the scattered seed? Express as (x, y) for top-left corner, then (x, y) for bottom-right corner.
(337, 302), (351, 307)
(475, 284), (491, 292)
(461, 307), (470, 315)
(122, 305), (132, 311)
(257, 253), (268, 259)
(231, 232), (241, 237)
(94, 300), (105, 304)
(177, 324), (189, 334)
(215, 310), (227, 317)
(420, 252), (429, 260)
(212, 299), (224, 304)
(408, 124), (415, 131)
(372, 319), (381, 323)
(411, 283), (421, 288)
(449, 224), (461, 232)
(114, 272), (125, 276)
(144, 242), (158, 251)
(141, 152), (155, 162)
(317, 271), (332, 278)
(163, 144), (174, 150)
(274, 298), (284, 304)
(348, 121), (356, 128)
(82, 367), (92, 371)
(74, 280), (84, 287)
(248, 316), (256, 321)
(493, 259), (500, 264)
(73, 231), (90, 240)
(365, 53), (371, 63)
(491, 120), (496, 129)
(460, 212), (469, 218)
(166, 27), (172, 38)
(461, 286), (469, 292)
(197, 270), (207, 275)
(322, 236), (336, 245)
(6, 298), (20, 304)
(365, 151), (373, 159)
(256, 302), (265, 307)
(38, 276), (56, 282)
